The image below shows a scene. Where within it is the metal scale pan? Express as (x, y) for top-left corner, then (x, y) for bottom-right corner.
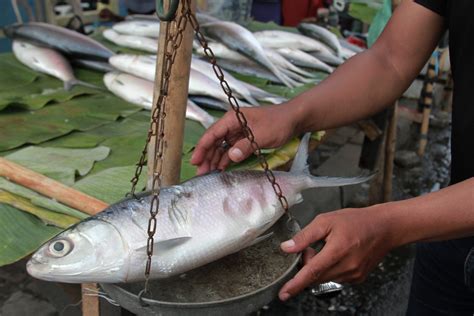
(101, 217), (301, 316)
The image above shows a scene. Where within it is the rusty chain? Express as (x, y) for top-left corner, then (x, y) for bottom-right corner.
(133, 0), (296, 303)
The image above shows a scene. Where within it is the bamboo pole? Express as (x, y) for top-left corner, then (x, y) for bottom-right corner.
(383, 102), (399, 202)
(0, 158), (107, 215)
(81, 283), (100, 316)
(418, 53), (438, 156)
(148, 0), (196, 187)
(0, 158), (107, 316)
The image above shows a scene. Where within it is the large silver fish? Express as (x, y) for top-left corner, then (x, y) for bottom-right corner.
(26, 134), (372, 283)
(103, 29), (158, 53)
(112, 20), (160, 38)
(12, 40), (95, 90)
(297, 23), (342, 58)
(4, 22), (114, 61)
(200, 21), (295, 88)
(103, 72), (215, 128)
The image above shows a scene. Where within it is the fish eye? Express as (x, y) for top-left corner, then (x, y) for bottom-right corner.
(48, 239), (73, 258)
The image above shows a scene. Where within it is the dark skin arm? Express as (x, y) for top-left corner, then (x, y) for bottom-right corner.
(191, 0), (474, 302)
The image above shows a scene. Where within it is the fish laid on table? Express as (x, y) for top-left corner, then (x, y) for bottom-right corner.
(103, 72), (215, 128)
(4, 22), (114, 61)
(277, 48), (334, 74)
(297, 23), (342, 57)
(108, 54), (251, 106)
(71, 58), (115, 73)
(264, 48), (316, 84)
(125, 14), (159, 22)
(27, 133), (372, 283)
(311, 50), (344, 67)
(191, 57), (259, 105)
(112, 20), (160, 38)
(216, 58), (281, 84)
(240, 82), (288, 105)
(253, 30), (329, 53)
(103, 29), (158, 53)
(200, 21), (296, 88)
(12, 40), (98, 90)
(190, 95), (230, 111)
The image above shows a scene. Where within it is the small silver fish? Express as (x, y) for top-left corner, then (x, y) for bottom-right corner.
(113, 20), (160, 38)
(103, 29), (158, 53)
(200, 21), (296, 88)
(12, 40), (96, 90)
(26, 134), (372, 283)
(103, 72), (215, 128)
(298, 23), (343, 58)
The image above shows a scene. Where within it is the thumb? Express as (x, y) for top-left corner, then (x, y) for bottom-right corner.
(281, 218), (328, 253)
(228, 139), (254, 162)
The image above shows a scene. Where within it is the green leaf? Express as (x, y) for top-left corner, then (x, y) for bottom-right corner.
(0, 191), (79, 228)
(73, 166), (147, 204)
(6, 146), (110, 185)
(0, 203), (61, 266)
(246, 21), (300, 34)
(0, 178), (87, 219)
(348, 3), (380, 24)
(0, 54), (38, 91)
(0, 94), (141, 151)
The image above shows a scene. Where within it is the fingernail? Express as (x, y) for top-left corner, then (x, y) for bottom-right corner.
(279, 292), (291, 301)
(229, 148), (243, 161)
(281, 239), (295, 250)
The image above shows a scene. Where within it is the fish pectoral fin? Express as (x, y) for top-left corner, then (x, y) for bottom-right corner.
(246, 231), (274, 248)
(137, 236), (192, 253)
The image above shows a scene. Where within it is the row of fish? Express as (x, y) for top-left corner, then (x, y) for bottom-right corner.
(102, 14), (363, 87)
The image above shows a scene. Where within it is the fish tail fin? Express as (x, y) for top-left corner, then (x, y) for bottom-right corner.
(290, 132), (375, 187)
(243, 93), (260, 106)
(290, 133), (311, 175)
(65, 80), (105, 91)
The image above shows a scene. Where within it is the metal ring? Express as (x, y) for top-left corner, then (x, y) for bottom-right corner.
(220, 140), (230, 150)
(138, 289), (150, 307)
(155, 0), (180, 21)
(285, 215), (299, 233)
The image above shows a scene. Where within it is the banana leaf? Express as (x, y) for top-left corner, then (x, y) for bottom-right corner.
(0, 178), (87, 219)
(0, 203), (61, 266)
(0, 191), (79, 228)
(0, 94), (141, 152)
(6, 146), (110, 185)
(0, 54), (38, 90)
(0, 54), (105, 111)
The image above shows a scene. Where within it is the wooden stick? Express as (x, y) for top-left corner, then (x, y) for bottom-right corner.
(418, 52), (437, 156)
(81, 283), (100, 316)
(383, 102), (399, 202)
(0, 157), (107, 215)
(148, 0), (196, 187)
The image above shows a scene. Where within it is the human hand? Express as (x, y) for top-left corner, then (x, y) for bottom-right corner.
(190, 105), (297, 175)
(278, 206), (396, 301)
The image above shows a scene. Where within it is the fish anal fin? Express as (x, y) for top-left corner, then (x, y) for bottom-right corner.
(246, 231), (274, 248)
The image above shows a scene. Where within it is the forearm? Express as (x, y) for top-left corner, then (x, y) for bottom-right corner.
(380, 178), (474, 247)
(287, 47), (409, 133)
(281, 0), (445, 134)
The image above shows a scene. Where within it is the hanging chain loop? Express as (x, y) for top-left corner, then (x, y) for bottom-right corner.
(130, 0), (297, 304)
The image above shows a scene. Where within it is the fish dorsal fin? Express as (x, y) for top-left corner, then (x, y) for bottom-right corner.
(290, 133), (311, 175)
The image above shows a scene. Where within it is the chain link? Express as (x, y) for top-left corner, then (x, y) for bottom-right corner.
(131, 0), (296, 302)
(187, 9), (293, 218)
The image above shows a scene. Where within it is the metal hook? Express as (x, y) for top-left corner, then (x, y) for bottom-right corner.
(138, 289), (151, 307)
(156, 0), (180, 21)
(285, 215), (299, 233)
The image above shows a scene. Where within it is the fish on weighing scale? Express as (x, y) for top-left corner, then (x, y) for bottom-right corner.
(25, 1), (359, 313)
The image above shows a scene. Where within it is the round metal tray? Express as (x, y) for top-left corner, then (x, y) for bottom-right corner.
(101, 217), (301, 316)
